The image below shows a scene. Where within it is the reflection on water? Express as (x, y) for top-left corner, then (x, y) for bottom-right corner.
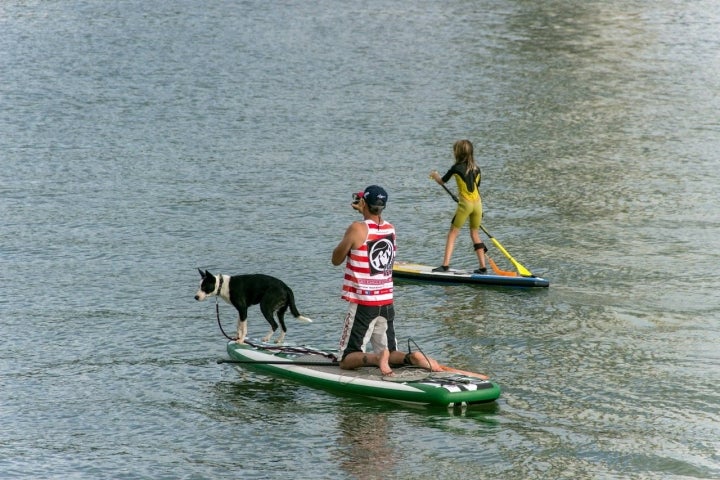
(336, 408), (396, 480)
(333, 399), (502, 479)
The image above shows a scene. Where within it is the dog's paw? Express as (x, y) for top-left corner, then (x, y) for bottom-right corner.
(261, 334), (272, 343)
(234, 338), (246, 344)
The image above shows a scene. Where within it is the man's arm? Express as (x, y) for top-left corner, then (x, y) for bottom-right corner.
(332, 222), (365, 266)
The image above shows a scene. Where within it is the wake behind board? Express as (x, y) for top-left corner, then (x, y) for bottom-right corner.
(225, 341), (501, 407)
(393, 261), (549, 288)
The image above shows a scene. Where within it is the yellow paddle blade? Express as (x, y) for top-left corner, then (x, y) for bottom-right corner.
(489, 238), (534, 277)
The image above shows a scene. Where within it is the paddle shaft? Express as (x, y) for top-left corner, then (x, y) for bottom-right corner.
(440, 182), (460, 203)
(217, 358), (489, 380)
(218, 359), (339, 366)
(438, 364), (489, 380)
(219, 359), (488, 379)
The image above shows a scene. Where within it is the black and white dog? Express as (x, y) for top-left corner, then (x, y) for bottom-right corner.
(194, 269), (312, 344)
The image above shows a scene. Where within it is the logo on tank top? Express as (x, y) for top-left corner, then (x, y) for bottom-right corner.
(367, 234), (395, 275)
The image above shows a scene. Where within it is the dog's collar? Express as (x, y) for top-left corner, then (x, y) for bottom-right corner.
(216, 274), (224, 296)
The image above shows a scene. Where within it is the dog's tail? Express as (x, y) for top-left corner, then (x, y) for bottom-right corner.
(287, 287), (313, 323)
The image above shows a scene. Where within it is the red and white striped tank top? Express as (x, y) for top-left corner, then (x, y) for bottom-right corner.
(341, 219), (396, 306)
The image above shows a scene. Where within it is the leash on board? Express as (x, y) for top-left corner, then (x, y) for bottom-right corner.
(214, 299), (337, 361)
(405, 338), (434, 369)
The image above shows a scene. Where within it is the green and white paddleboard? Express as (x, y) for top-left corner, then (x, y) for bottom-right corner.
(224, 341), (501, 407)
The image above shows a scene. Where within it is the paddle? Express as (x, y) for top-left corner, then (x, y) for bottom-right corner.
(218, 359), (489, 379)
(218, 359), (340, 366)
(431, 177), (534, 277)
(437, 365), (489, 380)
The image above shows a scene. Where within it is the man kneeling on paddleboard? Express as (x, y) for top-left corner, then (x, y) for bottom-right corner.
(331, 185), (443, 376)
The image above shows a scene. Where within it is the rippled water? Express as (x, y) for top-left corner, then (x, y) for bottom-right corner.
(2, 1), (719, 479)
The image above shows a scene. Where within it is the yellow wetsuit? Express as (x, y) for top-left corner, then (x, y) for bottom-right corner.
(441, 164), (482, 229)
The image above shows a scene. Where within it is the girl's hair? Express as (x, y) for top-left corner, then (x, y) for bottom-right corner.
(453, 139), (477, 175)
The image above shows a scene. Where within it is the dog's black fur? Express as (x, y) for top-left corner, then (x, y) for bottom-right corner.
(194, 269), (311, 344)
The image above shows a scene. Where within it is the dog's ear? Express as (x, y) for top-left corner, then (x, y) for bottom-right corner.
(204, 269), (212, 278)
(198, 268), (204, 277)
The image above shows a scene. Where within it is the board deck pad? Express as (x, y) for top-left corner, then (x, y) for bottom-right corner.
(393, 261), (549, 287)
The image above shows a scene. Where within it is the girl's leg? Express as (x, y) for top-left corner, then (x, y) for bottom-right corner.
(470, 229), (487, 270)
(441, 226), (460, 267)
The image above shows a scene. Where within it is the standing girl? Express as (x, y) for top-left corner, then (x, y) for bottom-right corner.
(430, 139), (487, 273)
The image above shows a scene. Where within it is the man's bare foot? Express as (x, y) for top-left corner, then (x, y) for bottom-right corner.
(378, 349), (393, 376)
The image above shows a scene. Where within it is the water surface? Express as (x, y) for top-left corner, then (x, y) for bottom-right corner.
(1, 1), (718, 478)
